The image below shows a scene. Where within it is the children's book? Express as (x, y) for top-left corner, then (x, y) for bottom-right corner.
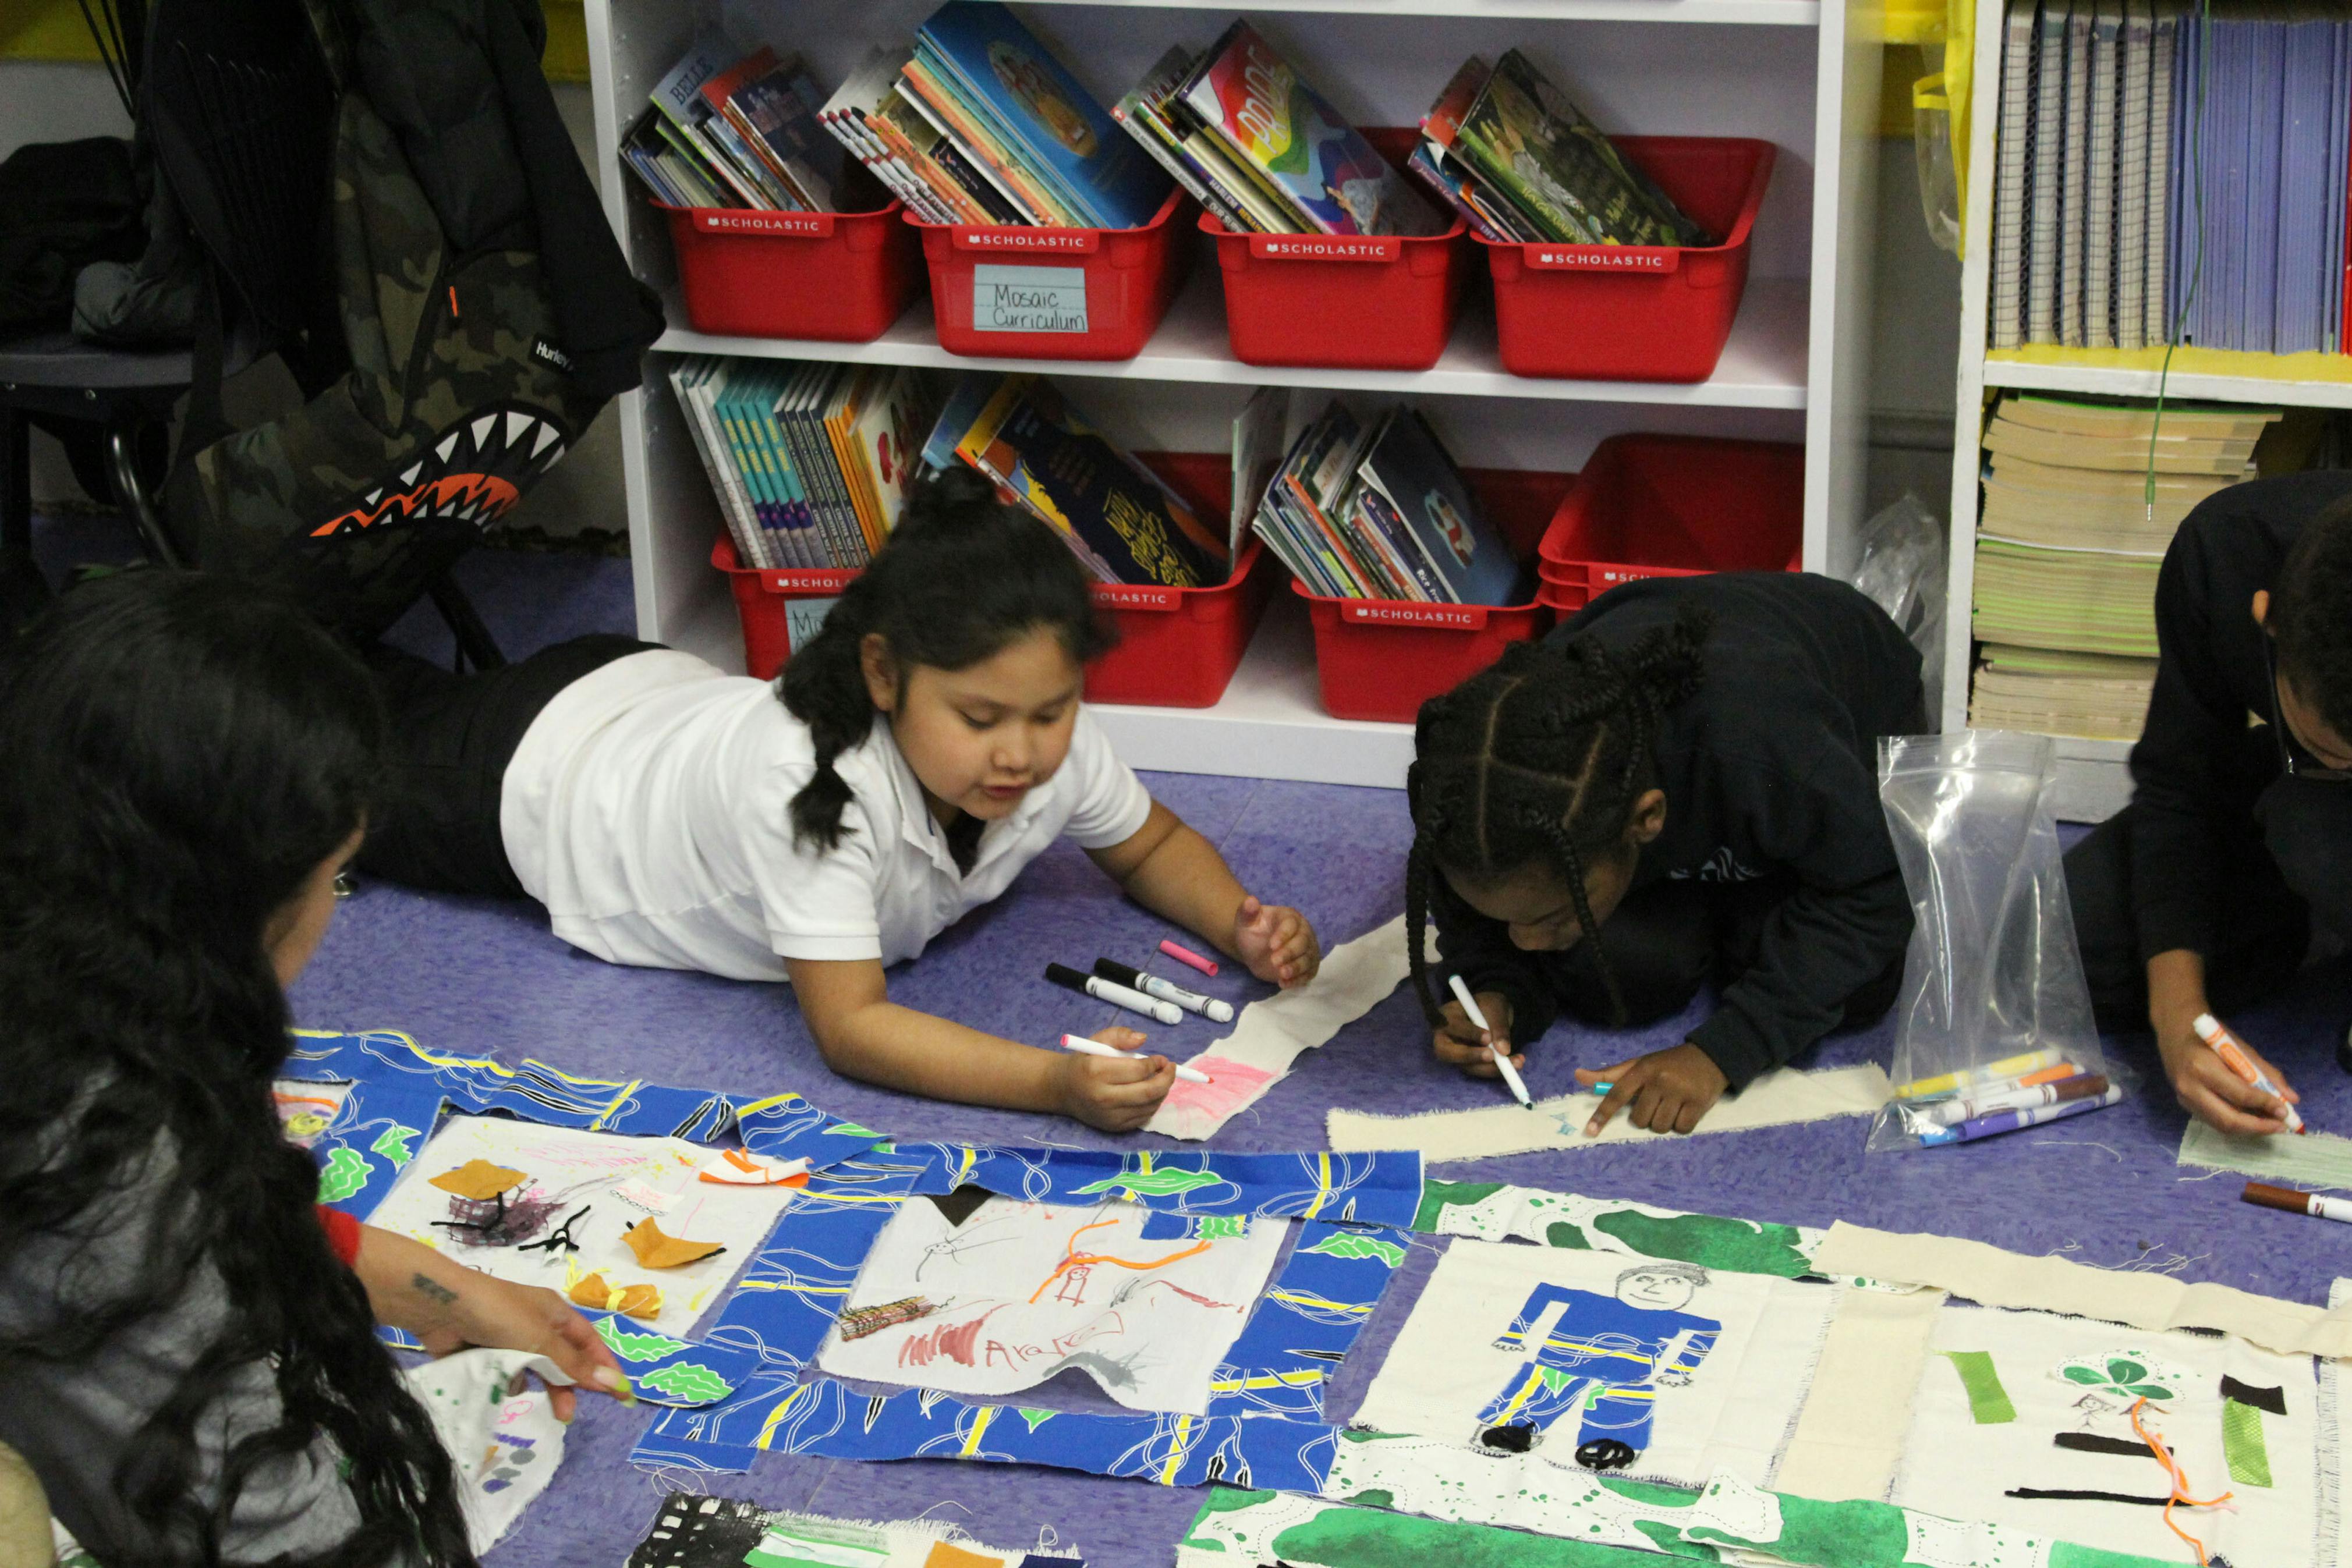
(703, 48), (846, 212)
(1451, 49), (1705, 247)
(1351, 409), (1518, 606)
(1230, 385), (1290, 557)
(955, 375), (1230, 588)
(912, 1), (1169, 229)
(1173, 22), (1443, 239)
(653, 34), (784, 208)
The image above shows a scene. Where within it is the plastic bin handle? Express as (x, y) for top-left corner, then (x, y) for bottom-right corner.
(1246, 233), (1402, 264)
(1339, 601), (1491, 632)
(697, 210), (837, 240)
(1523, 243), (1682, 275)
(952, 225), (1101, 256)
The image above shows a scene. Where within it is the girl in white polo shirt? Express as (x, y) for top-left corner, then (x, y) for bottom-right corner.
(360, 469), (1320, 1130)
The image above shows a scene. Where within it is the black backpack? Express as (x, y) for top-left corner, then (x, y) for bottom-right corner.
(148, 0), (663, 645)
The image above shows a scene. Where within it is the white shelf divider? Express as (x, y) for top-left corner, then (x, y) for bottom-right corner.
(1981, 354), (2352, 411)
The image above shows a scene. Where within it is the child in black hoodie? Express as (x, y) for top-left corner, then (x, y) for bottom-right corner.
(1406, 573), (1924, 1135)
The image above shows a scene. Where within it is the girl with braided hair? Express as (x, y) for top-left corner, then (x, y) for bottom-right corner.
(360, 468), (1319, 1131)
(1408, 572), (1924, 1136)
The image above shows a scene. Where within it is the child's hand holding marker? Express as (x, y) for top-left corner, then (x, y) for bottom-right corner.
(2169, 1012), (2306, 1137)
(1432, 983), (1522, 1081)
(1051, 1025), (1177, 1133)
(1233, 895), (1321, 987)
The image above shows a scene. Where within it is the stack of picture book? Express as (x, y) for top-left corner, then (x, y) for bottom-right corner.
(622, 36), (847, 211)
(1251, 402), (1521, 606)
(1113, 24), (1443, 238)
(1988, 0), (2352, 355)
(817, 1), (1168, 229)
(1409, 51), (1708, 247)
(1968, 392), (2280, 739)
(670, 357), (945, 570)
(922, 373), (1234, 588)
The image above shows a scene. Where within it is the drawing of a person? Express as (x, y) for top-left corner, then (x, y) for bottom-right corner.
(1475, 1261), (1720, 1470)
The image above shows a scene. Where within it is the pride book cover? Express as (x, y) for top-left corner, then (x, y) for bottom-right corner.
(1175, 22), (1442, 238)
(913, 0), (1169, 229)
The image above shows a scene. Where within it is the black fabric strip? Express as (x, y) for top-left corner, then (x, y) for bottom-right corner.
(2220, 1374), (2288, 1414)
(2007, 1488), (2170, 1506)
(2054, 1431), (2154, 1457)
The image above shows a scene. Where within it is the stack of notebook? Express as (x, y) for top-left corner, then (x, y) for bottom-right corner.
(1968, 393), (2280, 739)
(1989, 0), (2352, 355)
(819, 2), (1168, 229)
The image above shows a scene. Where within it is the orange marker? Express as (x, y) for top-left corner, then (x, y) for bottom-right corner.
(2192, 1014), (2305, 1133)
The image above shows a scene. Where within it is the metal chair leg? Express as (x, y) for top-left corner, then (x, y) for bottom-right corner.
(108, 424), (183, 568)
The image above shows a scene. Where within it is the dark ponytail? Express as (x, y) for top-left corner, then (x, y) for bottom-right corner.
(780, 467), (1113, 849)
(1404, 609), (1710, 1027)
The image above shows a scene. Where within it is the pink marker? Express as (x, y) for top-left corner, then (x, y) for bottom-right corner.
(1160, 939), (1218, 977)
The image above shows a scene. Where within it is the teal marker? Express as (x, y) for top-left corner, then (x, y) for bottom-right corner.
(1589, 1082), (1615, 1095)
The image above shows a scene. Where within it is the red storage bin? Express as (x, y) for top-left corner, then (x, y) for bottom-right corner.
(1205, 129), (1471, 372)
(911, 187), (1193, 361)
(1535, 434), (1804, 610)
(656, 198), (925, 343)
(714, 451), (1271, 705)
(1476, 137), (1776, 382)
(1295, 469), (1572, 723)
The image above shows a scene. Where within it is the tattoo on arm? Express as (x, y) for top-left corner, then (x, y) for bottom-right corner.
(410, 1272), (459, 1307)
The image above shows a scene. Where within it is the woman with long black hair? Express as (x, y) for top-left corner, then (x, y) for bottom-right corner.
(0, 573), (624, 1567)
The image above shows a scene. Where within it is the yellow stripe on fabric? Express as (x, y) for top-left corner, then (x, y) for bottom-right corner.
(1208, 1369), (1325, 1392)
(1267, 1289), (1371, 1316)
(1157, 1415), (1195, 1484)
(1303, 1154), (1334, 1218)
(756, 1385), (809, 1450)
(732, 1092), (810, 1118)
(959, 1405), (996, 1458)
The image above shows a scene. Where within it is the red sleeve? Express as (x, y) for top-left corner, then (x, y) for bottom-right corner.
(317, 1204), (362, 1268)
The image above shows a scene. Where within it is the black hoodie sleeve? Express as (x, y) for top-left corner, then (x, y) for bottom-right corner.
(1685, 746), (1914, 1090)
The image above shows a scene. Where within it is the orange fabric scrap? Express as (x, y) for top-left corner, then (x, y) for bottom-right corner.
(566, 1272), (663, 1320)
(427, 1159), (527, 1201)
(622, 1217), (725, 1269)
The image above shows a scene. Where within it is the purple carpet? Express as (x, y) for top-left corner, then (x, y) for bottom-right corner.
(34, 517), (2352, 1566)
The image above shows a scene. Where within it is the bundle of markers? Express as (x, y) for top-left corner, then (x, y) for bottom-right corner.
(1043, 942), (1229, 1084)
(1890, 1047), (2119, 1148)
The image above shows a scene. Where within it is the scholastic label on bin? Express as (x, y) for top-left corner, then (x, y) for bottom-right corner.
(1526, 244), (1680, 274)
(972, 265), (1090, 334)
(761, 569), (860, 593)
(1597, 566), (1679, 586)
(1248, 233), (1400, 264)
(699, 210), (835, 239)
(1340, 602), (1489, 630)
(1092, 583), (1179, 611)
(955, 226), (1100, 254)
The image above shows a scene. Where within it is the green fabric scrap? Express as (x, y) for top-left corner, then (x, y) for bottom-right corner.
(1411, 1179), (1505, 1232)
(1940, 1350), (2017, 1423)
(1589, 1210), (1815, 1278)
(1177, 1488), (1715, 1567)
(2222, 1397), (2273, 1487)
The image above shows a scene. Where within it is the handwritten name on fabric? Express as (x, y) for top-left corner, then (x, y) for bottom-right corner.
(813, 1194), (1285, 1415)
(1145, 916), (1416, 1141)
(1326, 1065), (1893, 1158)
(1348, 1237), (1834, 1489)
(1812, 1221), (2352, 1359)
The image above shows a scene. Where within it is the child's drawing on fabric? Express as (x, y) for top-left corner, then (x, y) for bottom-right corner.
(1472, 1264), (1720, 1471)
(1413, 1180), (1826, 1279)
(365, 1116), (796, 1334)
(1892, 1302), (2321, 1567)
(400, 1349), (570, 1554)
(271, 1079), (353, 1148)
(1174, 1487), (1703, 1568)
(1350, 1239), (1832, 1489)
(626, 1495), (1074, 1568)
(815, 1193), (1285, 1415)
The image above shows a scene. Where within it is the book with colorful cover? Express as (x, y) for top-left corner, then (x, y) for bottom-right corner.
(838, 367), (944, 551)
(1451, 49), (1705, 247)
(912, 1), (1168, 229)
(900, 55), (1072, 224)
(1351, 409), (1518, 606)
(1173, 22), (1442, 239)
(703, 49), (846, 211)
(954, 375), (1230, 587)
(652, 34), (780, 207)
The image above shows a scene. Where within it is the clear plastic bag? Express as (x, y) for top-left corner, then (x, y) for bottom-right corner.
(1912, 54), (1962, 256)
(1850, 492), (1948, 718)
(1869, 730), (2123, 1153)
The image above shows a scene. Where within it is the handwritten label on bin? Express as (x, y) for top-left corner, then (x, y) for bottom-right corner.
(785, 597), (841, 653)
(1339, 601), (1489, 630)
(973, 265), (1090, 334)
(1246, 233), (1400, 264)
(1525, 244), (1680, 274)
(697, 210), (835, 239)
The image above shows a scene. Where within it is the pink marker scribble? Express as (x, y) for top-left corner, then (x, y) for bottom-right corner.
(1156, 1058), (1274, 1130)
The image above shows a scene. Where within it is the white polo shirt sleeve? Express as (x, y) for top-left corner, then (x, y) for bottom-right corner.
(743, 789), (889, 964)
(1060, 709), (1154, 850)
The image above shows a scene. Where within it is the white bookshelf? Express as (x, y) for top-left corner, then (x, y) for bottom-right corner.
(586, 0), (1886, 787)
(1940, 0), (2351, 822)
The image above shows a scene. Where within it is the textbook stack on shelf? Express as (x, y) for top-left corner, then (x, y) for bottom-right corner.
(819, 1), (1168, 229)
(670, 357), (944, 570)
(1967, 392), (2280, 739)
(1988, 0), (2352, 355)
(1251, 402), (1521, 607)
(1410, 51), (1708, 247)
(1113, 24), (1441, 238)
(623, 37), (846, 212)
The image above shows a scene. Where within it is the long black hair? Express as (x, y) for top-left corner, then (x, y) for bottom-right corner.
(1404, 611), (1710, 1029)
(0, 573), (475, 1568)
(781, 466), (1113, 849)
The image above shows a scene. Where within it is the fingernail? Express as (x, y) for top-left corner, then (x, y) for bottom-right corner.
(593, 1367), (622, 1391)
